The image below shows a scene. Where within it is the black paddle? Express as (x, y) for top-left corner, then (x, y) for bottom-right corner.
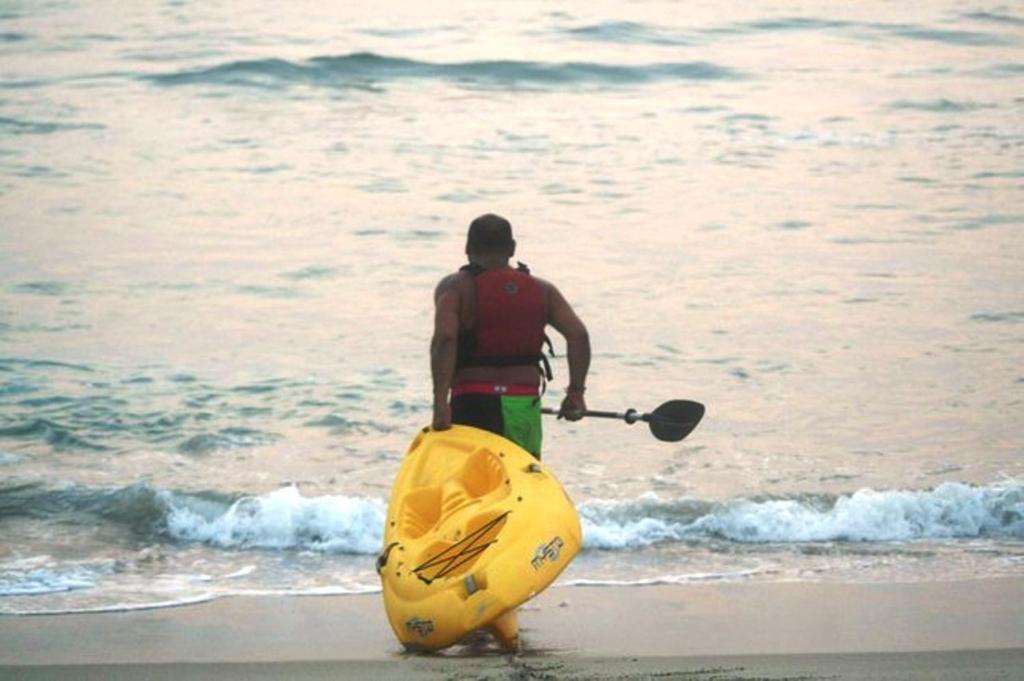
(541, 399), (705, 443)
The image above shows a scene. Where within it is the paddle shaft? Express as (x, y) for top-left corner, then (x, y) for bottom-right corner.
(541, 399), (705, 442)
(540, 407), (643, 423)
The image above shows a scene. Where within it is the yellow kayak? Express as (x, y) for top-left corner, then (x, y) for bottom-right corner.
(377, 425), (581, 651)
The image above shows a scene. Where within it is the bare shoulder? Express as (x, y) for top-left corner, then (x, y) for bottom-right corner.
(434, 271), (467, 302)
(531, 275), (557, 294)
(532, 276), (564, 303)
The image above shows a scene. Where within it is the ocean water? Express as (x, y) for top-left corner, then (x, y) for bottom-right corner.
(1, 1), (1022, 616)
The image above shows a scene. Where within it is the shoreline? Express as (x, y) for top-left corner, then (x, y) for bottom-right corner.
(2, 578), (1022, 678)
(3, 651), (1024, 681)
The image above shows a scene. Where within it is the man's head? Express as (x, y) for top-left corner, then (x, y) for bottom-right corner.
(466, 214), (516, 261)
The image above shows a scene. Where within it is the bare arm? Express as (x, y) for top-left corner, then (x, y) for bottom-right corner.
(547, 284), (590, 419)
(430, 276), (461, 429)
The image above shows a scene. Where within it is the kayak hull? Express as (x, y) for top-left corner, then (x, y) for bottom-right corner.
(378, 425), (581, 651)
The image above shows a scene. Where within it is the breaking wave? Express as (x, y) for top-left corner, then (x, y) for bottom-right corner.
(164, 486), (385, 553)
(580, 480), (1024, 549)
(1, 480), (1020, 555)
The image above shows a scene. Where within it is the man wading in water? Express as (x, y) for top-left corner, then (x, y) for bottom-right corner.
(431, 213), (590, 458)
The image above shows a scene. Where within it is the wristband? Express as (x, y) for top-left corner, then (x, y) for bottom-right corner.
(565, 385), (586, 394)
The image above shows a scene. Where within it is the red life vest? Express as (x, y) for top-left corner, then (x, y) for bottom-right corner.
(456, 263), (553, 378)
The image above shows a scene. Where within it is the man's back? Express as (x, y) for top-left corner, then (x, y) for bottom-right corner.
(430, 214), (590, 458)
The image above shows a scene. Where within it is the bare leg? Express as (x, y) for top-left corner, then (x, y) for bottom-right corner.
(488, 608), (519, 652)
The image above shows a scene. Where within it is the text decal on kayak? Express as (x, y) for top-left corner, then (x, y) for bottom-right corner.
(406, 617), (434, 638)
(531, 536), (564, 570)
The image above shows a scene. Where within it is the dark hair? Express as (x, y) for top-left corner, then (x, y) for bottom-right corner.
(467, 214), (514, 253)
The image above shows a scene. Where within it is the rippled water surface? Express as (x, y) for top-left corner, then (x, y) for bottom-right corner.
(1, 1), (1022, 613)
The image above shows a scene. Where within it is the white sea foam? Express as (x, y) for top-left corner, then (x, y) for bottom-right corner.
(230, 583), (382, 597)
(11, 593), (219, 616)
(223, 565), (256, 579)
(693, 482), (1023, 543)
(565, 568), (769, 587)
(154, 480), (1021, 555)
(164, 485), (386, 554)
(6, 583), (386, 616)
(580, 480), (1023, 548)
(0, 566), (99, 596)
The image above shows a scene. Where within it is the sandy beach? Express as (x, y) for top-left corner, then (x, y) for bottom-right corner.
(2, 578), (1021, 679)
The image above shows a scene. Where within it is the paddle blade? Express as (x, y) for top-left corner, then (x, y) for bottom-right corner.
(645, 400), (705, 442)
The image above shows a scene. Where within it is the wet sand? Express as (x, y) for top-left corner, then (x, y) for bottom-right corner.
(1, 578), (1022, 679)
